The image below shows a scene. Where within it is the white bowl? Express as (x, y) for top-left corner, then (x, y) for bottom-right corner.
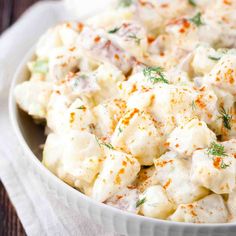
(9, 48), (236, 236)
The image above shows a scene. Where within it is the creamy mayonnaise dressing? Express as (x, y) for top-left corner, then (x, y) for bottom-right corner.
(15, 0), (236, 223)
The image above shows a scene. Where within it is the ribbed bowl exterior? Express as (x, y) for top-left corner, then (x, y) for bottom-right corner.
(27, 161), (236, 236)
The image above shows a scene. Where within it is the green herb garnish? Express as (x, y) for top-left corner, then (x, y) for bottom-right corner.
(95, 136), (101, 147)
(95, 136), (115, 149)
(220, 161), (230, 169)
(102, 143), (115, 149)
(207, 142), (227, 157)
(189, 12), (204, 27)
(128, 34), (141, 45)
(80, 74), (88, 80)
(143, 67), (169, 84)
(77, 105), (86, 110)
(208, 56), (221, 61)
(188, 0), (196, 6)
(219, 107), (232, 130)
(32, 60), (48, 74)
(190, 100), (196, 111)
(108, 27), (120, 34)
(136, 197), (146, 208)
(118, 127), (123, 135)
(118, 0), (133, 7)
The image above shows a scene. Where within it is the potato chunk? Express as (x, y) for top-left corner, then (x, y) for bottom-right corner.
(169, 194), (229, 223)
(154, 152), (209, 205)
(139, 185), (175, 219)
(92, 149), (140, 202)
(191, 146), (236, 194)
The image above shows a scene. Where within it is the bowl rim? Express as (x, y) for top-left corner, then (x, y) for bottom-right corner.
(8, 46), (236, 230)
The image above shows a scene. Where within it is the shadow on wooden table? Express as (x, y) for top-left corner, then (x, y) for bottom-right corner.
(0, 0), (43, 234)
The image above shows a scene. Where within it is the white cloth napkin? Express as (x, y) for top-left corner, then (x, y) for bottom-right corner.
(0, 1), (117, 235)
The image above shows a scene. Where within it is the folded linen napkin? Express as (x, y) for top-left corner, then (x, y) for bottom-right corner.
(0, 1), (117, 235)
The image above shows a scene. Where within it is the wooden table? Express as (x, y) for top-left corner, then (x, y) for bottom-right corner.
(0, 1), (42, 235)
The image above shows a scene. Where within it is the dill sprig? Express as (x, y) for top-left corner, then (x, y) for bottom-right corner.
(118, 127), (123, 135)
(190, 100), (196, 111)
(77, 105), (86, 110)
(220, 161), (230, 169)
(207, 142), (227, 157)
(136, 197), (146, 208)
(128, 34), (141, 45)
(118, 0), (133, 8)
(189, 12), (204, 27)
(219, 107), (232, 130)
(95, 136), (115, 150)
(108, 27), (120, 34)
(102, 143), (115, 149)
(208, 56), (221, 61)
(143, 67), (169, 84)
(188, 0), (196, 6)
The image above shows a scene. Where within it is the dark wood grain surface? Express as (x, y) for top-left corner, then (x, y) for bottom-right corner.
(0, 1), (42, 235)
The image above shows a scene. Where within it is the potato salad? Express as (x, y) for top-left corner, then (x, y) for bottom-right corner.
(14, 0), (236, 223)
